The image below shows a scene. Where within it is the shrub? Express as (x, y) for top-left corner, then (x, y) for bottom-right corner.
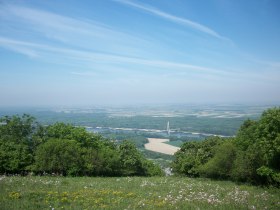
(34, 138), (83, 176)
(199, 141), (236, 179)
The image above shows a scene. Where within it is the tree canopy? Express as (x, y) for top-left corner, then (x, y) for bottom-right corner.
(0, 114), (163, 176)
(172, 107), (280, 186)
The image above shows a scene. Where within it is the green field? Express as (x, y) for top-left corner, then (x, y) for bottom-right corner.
(1, 176), (279, 210)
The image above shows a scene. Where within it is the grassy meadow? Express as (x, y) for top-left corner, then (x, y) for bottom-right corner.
(0, 176), (279, 210)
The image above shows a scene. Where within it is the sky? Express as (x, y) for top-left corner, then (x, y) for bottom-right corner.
(0, 0), (280, 106)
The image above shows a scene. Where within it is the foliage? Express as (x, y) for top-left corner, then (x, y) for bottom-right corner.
(0, 139), (32, 173)
(0, 114), (39, 173)
(141, 159), (164, 176)
(230, 148), (262, 183)
(232, 107), (280, 185)
(34, 138), (83, 176)
(172, 137), (222, 177)
(83, 141), (121, 176)
(46, 122), (93, 146)
(119, 140), (163, 176)
(234, 119), (258, 151)
(0, 114), (37, 143)
(256, 166), (280, 186)
(173, 107), (280, 186)
(119, 140), (144, 175)
(0, 115), (163, 176)
(255, 108), (280, 169)
(199, 141), (236, 179)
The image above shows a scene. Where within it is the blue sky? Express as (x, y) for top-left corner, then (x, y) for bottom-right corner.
(0, 0), (280, 106)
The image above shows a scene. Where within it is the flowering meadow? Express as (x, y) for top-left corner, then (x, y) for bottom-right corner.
(0, 176), (279, 210)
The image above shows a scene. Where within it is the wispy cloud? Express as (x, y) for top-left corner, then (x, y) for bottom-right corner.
(115, 0), (231, 42)
(251, 57), (280, 69)
(2, 36), (278, 83)
(0, 4), (151, 57)
(0, 3), (236, 72)
(71, 72), (99, 77)
(0, 36), (230, 76)
(1, 3), (277, 82)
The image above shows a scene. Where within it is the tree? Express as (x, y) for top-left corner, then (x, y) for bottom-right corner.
(172, 107), (280, 185)
(172, 141), (200, 176)
(46, 123), (90, 145)
(119, 140), (144, 176)
(172, 137), (222, 176)
(0, 114), (39, 173)
(0, 139), (32, 173)
(34, 138), (83, 176)
(199, 141), (237, 179)
(232, 107), (280, 185)
(0, 114), (163, 177)
(83, 140), (121, 176)
(0, 114), (37, 144)
(141, 159), (164, 176)
(118, 140), (163, 176)
(230, 147), (263, 183)
(255, 108), (280, 170)
(234, 119), (258, 151)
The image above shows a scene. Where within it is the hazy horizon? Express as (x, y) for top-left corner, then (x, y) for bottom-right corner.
(1, 0), (280, 107)
(0, 103), (278, 111)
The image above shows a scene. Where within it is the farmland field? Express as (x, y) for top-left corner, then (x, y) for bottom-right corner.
(144, 138), (180, 155)
(0, 104), (268, 137)
(0, 176), (279, 210)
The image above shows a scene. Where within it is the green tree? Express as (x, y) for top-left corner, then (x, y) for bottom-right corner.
(232, 107), (280, 185)
(199, 141), (237, 179)
(255, 108), (280, 170)
(234, 119), (258, 151)
(83, 140), (121, 176)
(0, 114), (40, 173)
(172, 141), (200, 176)
(0, 139), (32, 173)
(34, 138), (83, 176)
(0, 114), (36, 143)
(172, 137), (222, 176)
(141, 159), (164, 176)
(0, 115), (163, 177)
(118, 140), (163, 176)
(231, 147), (263, 183)
(119, 140), (144, 176)
(46, 123), (91, 145)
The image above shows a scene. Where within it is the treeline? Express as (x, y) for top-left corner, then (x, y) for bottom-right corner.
(172, 107), (280, 186)
(0, 114), (163, 176)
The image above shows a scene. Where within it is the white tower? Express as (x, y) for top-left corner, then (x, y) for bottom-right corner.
(167, 121), (170, 136)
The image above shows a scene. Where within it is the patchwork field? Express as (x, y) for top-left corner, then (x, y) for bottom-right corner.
(1, 176), (279, 210)
(144, 138), (180, 155)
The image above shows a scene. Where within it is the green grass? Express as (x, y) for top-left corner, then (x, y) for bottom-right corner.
(0, 176), (279, 210)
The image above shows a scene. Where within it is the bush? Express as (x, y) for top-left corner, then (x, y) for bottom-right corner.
(173, 107), (280, 186)
(0, 139), (32, 174)
(230, 147), (263, 183)
(172, 137), (222, 176)
(199, 141), (236, 179)
(257, 166), (280, 186)
(0, 115), (164, 177)
(83, 144), (121, 176)
(34, 138), (83, 176)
